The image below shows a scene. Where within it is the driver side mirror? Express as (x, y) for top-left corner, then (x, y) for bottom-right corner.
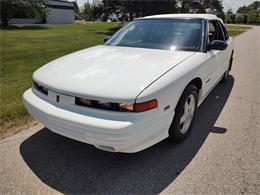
(209, 40), (228, 50)
(104, 36), (111, 43)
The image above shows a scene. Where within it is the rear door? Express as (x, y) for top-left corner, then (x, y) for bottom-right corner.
(201, 20), (220, 96)
(218, 21), (233, 72)
(208, 20), (231, 80)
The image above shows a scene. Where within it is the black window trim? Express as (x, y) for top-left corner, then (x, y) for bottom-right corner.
(218, 21), (226, 41)
(202, 19), (209, 53)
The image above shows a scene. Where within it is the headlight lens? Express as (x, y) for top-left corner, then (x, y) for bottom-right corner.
(119, 103), (134, 111)
(76, 98), (157, 112)
(33, 80), (48, 95)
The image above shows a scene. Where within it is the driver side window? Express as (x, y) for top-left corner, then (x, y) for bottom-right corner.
(208, 20), (225, 43)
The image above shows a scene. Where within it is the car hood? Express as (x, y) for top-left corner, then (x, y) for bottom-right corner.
(33, 45), (195, 102)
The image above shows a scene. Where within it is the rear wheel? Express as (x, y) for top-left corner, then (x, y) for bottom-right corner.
(169, 85), (198, 142)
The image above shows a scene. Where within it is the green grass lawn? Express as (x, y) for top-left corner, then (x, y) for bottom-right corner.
(0, 23), (251, 136)
(0, 23), (118, 129)
(225, 24), (252, 36)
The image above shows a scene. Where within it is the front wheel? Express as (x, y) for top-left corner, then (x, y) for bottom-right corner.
(169, 85), (198, 142)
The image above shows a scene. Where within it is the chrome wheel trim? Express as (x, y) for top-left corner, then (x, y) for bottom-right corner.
(179, 94), (196, 134)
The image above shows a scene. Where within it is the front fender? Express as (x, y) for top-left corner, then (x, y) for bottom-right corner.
(136, 54), (206, 118)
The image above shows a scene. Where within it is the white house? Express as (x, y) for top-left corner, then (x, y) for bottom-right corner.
(46, 0), (75, 24)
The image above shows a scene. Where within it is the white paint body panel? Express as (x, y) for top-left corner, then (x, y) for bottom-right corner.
(33, 45), (195, 103)
(23, 88), (172, 153)
(23, 15), (234, 153)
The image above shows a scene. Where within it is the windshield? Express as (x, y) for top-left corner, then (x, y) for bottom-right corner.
(105, 19), (203, 51)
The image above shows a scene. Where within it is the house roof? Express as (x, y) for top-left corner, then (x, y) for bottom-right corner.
(47, 0), (76, 10)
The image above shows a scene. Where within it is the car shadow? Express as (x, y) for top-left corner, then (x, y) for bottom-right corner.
(20, 76), (234, 194)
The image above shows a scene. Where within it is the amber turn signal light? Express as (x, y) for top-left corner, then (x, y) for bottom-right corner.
(134, 99), (158, 112)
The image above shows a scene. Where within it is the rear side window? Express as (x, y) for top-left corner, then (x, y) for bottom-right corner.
(208, 20), (225, 42)
(218, 21), (229, 40)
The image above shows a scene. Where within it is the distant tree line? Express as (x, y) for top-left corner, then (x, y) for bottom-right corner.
(225, 1), (259, 24)
(1, 0), (258, 28)
(79, 0), (225, 21)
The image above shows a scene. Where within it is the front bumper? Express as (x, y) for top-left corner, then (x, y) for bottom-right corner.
(23, 88), (173, 153)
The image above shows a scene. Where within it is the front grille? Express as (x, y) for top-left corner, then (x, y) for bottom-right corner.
(33, 81), (130, 112)
(75, 97), (127, 112)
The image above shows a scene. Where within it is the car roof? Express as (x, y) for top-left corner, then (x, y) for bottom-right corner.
(142, 14), (223, 22)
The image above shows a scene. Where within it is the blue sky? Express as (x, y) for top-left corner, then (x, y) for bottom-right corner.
(75, 0), (256, 13)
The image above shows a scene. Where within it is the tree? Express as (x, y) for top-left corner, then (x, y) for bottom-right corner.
(237, 5), (250, 14)
(92, 4), (105, 20)
(80, 2), (105, 21)
(124, 0), (177, 16)
(247, 1), (260, 12)
(103, 0), (122, 13)
(203, 0), (224, 19)
(237, 1), (260, 14)
(0, 0), (46, 27)
(247, 11), (259, 24)
(242, 14), (248, 24)
(236, 14), (243, 24)
(225, 14), (232, 23)
(100, 0), (224, 21)
(225, 8), (235, 23)
(101, 0), (178, 21)
(81, 2), (93, 21)
(177, 0), (204, 13)
(236, 1), (260, 24)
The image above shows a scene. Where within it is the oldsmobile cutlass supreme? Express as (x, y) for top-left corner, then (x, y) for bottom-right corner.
(23, 14), (234, 153)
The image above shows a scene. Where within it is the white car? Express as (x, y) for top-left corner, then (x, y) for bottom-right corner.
(23, 14), (234, 153)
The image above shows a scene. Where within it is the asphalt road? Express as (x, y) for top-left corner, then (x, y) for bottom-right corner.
(0, 27), (259, 195)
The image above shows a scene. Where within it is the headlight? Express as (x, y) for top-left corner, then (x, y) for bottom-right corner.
(119, 103), (134, 111)
(76, 98), (157, 112)
(33, 80), (48, 95)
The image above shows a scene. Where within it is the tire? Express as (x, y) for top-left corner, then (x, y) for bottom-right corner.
(169, 85), (198, 142)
